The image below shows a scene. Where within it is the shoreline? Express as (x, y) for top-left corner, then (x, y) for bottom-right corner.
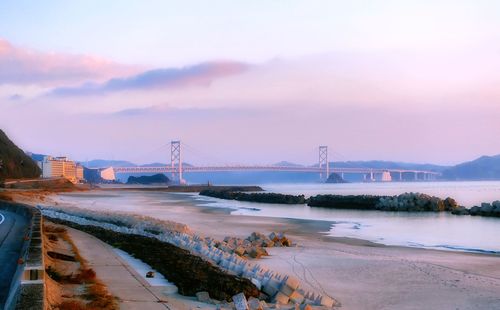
(6, 188), (500, 309)
(7, 187), (500, 256)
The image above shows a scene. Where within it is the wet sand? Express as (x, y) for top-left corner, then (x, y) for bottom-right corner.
(28, 191), (500, 309)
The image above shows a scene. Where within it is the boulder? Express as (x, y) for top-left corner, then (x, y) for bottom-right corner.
(480, 203), (494, 215)
(469, 206), (481, 216)
(451, 207), (469, 215)
(443, 197), (459, 211)
(196, 291), (212, 303)
(235, 246), (246, 256)
(248, 247), (268, 259)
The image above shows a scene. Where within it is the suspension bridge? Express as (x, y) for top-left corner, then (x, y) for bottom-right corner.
(108, 141), (441, 184)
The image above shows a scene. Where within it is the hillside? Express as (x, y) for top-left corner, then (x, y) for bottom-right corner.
(326, 173), (348, 183)
(442, 155), (500, 180)
(83, 159), (137, 168)
(330, 160), (447, 172)
(0, 129), (41, 180)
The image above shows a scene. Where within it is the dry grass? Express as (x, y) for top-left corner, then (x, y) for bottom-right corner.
(58, 300), (86, 310)
(84, 281), (117, 310)
(44, 222), (118, 310)
(44, 224), (67, 234)
(74, 268), (96, 284)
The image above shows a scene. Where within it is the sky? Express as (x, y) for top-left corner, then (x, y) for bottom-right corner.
(0, 0), (499, 166)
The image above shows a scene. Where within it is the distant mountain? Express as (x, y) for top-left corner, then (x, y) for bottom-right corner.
(80, 156), (500, 182)
(140, 162), (167, 167)
(329, 160), (448, 172)
(139, 162), (193, 167)
(81, 159), (194, 168)
(273, 161), (304, 167)
(0, 129), (41, 180)
(442, 155), (500, 180)
(82, 159), (137, 168)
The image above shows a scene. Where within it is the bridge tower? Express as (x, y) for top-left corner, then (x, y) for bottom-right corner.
(171, 140), (183, 184)
(319, 146), (329, 180)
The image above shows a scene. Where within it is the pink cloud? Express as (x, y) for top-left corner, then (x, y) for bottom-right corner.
(0, 38), (140, 86)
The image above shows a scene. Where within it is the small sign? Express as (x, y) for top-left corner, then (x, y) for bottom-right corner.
(232, 293), (249, 310)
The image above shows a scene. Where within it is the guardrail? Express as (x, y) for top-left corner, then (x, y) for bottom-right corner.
(0, 201), (44, 310)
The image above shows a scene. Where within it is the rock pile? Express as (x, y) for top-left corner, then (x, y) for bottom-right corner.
(200, 190), (307, 204)
(376, 193), (459, 212)
(452, 201), (500, 217)
(216, 232), (293, 259)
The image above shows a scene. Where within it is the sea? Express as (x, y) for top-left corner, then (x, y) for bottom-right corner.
(59, 181), (500, 254)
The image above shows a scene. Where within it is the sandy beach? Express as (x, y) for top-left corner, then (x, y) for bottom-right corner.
(23, 190), (500, 309)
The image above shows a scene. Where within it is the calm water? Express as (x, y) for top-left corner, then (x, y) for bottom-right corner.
(194, 181), (500, 253)
(58, 181), (500, 254)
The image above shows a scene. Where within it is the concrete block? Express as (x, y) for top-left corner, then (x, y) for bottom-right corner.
(319, 295), (334, 307)
(233, 292), (249, 310)
(280, 285), (294, 297)
(289, 290), (305, 304)
(248, 297), (263, 310)
(273, 292), (290, 305)
(262, 280), (280, 297)
(285, 276), (300, 290)
(251, 278), (262, 290)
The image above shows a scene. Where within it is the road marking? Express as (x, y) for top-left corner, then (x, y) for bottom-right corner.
(0, 213), (4, 225)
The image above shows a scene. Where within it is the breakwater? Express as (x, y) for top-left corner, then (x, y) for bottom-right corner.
(200, 189), (307, 204)
(200, 190), (461, 212)
(452, 201), (500, 217)
(40, 206), (337, 308)
(200, 190), (500, 218)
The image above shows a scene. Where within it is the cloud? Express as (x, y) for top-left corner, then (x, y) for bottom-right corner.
(0, 38), (139, 86)
(48, 61), (249, 96)
(8, 94), (23, 101)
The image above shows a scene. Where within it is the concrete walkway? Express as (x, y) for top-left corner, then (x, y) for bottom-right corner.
(64, 226), (214, 310)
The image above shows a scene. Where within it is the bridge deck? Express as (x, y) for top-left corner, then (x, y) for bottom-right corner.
(111, 166), (441, 175)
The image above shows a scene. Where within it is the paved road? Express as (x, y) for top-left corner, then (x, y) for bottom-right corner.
(0, 210), (29, 307)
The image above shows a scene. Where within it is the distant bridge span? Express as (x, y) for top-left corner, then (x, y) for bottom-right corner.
(108, 141), (441, 183)
(113, 165), (440, 176)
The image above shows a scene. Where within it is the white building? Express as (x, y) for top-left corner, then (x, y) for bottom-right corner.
(381, 171), (392, 182)
(99, 167), (116, 181)
(39, 156), (84, 183)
